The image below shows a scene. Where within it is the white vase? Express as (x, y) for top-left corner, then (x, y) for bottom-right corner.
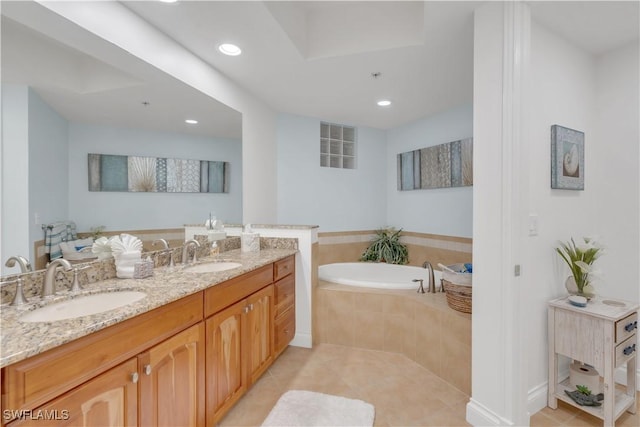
(565, 276), (579, 295)
(565, 276), (595, 298)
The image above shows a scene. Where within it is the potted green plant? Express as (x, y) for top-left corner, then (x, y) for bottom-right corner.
(555, 237), (603, 297)
(360, 228), (409, 265)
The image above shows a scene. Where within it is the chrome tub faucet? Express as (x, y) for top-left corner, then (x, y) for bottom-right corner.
(152, 239), (169, 250)
(422, 261), (437, 293)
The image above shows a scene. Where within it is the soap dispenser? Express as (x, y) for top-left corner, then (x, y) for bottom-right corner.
(210, 241), (220, 257)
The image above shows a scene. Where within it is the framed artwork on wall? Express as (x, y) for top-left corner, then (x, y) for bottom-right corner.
(88, 153), (229, 193)
(396, 137), (473, 191)
(551, 125), (584, 190)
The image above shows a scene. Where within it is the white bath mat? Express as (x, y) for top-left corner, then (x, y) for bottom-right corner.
(261, 390), (375, 427)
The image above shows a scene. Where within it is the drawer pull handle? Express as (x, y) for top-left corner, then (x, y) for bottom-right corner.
(131, 372), (139, 383)
(623, 344), (636, 356)
(144, 364), (152, 375)
(624, 321), (638, 332)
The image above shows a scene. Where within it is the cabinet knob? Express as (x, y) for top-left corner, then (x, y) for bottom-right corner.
(144, 364), (152, 375)
(243, 306), (250, 314)
(624, 321), (638, 332)
(623, 344), (636, 356)
(131, 372), (139, 383)
(249, 303), (254, 311)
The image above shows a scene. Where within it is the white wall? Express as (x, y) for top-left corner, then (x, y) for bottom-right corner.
(276, 113), (387, 231)
(386, 103), (473, 236)
(1, 85), (30, 274)
(28, 89), (68, 255)
(525, 25), (639, 413)
(525, 20), (599, 405)
(469, 3), (524, 424)
(593, 42), (640, 301)
(68, 123), (242, 231)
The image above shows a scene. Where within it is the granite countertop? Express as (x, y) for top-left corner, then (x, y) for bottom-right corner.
(0, 248), (297, 368)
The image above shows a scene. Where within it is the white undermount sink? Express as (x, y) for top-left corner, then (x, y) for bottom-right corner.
(19, 291), (147, 323)
(182, 262), (243, 273)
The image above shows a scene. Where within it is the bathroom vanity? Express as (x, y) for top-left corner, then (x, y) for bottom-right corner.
(0, 252), (296, 426)
(548, 296), (638, 427)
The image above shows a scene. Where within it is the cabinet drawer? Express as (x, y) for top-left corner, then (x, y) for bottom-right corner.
(205, 265), (273, 317)
(2, 293), (203, 413)
(615, 334), (637, 368)
(616, 312), (638, 344)
(274, 256), (294, 282)
(274, 275), (295, 318)
(7, 359), (138, 426)
(274, 308), (295, 356)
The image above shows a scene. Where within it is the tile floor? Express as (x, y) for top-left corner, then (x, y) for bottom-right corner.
(218, 343), (639, 427)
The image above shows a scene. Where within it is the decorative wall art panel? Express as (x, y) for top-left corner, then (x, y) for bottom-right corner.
(397, 138), (473, 191)
(551, 125), (584, 190)
(88, 153), (229, 193)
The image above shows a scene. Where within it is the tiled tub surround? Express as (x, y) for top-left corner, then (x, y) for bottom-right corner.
(0, 246), (297, 368)
(318, 230), (472, 267)
(315, 281), (471, 395)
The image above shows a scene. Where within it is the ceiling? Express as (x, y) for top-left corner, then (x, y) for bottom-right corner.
(123, 0), (477, 129)
(2, 1), (638, 134)
(1, 5), (242, 140)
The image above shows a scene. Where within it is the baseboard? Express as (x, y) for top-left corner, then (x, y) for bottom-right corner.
(527, 381), (549, 415)
(290, 332), (312, 348)
(466, 398), (515, 426)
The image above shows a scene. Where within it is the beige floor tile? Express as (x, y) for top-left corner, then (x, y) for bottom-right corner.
(218, 343), (471, 427)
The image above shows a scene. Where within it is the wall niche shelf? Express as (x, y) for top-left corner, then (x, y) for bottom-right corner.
(320, 122), (356, 169)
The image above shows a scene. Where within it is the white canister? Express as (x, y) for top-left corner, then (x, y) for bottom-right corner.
(569, 362), (602, 393)
(241, 232), (260, 253)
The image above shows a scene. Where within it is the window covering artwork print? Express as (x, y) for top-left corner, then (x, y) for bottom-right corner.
(88, 153), (229, 193)
(397, 138), (473, 190)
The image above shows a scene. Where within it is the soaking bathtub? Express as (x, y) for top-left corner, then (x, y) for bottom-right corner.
(318, 262), (442, 290)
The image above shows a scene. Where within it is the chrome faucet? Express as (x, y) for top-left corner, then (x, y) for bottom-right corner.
(152, 239), (169, 250)
(43, 258), (72, 298)
(153, 239), (175, 268)
(5, 256), (32, 273)
(182, 239), (201, 265)
(423, 261), (436, 293)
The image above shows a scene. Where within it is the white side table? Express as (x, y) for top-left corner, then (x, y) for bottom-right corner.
(548, 296), (638, 426)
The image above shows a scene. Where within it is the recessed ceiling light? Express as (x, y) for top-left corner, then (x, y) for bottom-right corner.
(185, 119), (198, 124)
(218, 43), (242, 56)
(377, 100), (392, 107)
(159, 0), (178, 3)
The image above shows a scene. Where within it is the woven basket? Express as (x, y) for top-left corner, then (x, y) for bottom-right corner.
(442, 279), (472, 313)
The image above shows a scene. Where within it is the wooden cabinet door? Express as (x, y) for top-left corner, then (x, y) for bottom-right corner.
(247, 285), (274, 384)
(205, 299), (247, 423)
(138, 323), (205, 427)
(7, 359), (138, 427)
